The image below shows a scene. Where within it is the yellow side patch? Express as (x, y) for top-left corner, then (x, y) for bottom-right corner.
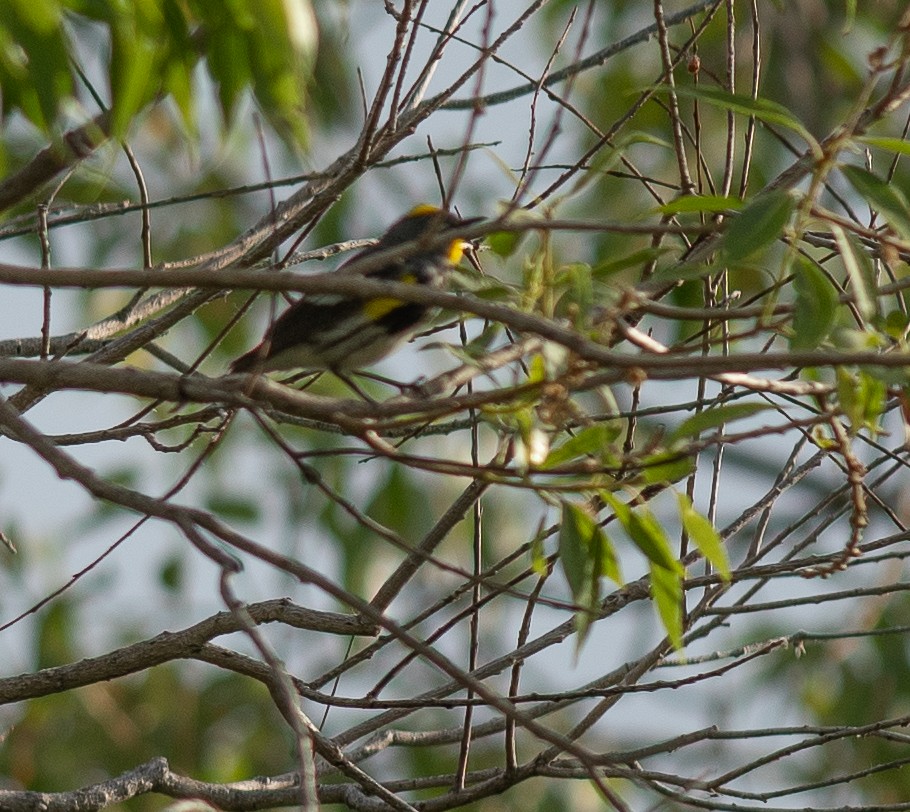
(408, 203), (441, 217)
(448, 239), (467, 264)
(363, 296), (404, 320)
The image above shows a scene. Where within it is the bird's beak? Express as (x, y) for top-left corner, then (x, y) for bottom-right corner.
(464, 242), (484, 274)
(457, 217), (484, 272)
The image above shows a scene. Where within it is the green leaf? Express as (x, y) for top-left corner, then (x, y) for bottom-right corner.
(160, 1), (197, 135)
(830, 224), (876, 321)
(1, 0), (74, 130)
(640, 451), (694, 485)
(8, 0), (60, 30)
(207, 24), (250, 123)
(857, 136), (910, 157)
(841, 164), (910, 240)
(669, 402), (773, 443)
(559, 503), (596, 600)
(606, 501), (684, 648)
(365, 466), (427, 535)
(567, 130), (670, 197)
(530, 534), (548, 577)
(593, 530), (622, 585)
(677, 494), (730, 580)
(109, 10), (163, 137)
(205, 493), (260, 522)
(791, 257), (838, 350)
(658, 85), (820, 154)
(658, 195), (743, 215)
(541, 423), (622, 469)
(722, 190), (795, 263)
(884, 309), (909, 340)
(836, 368), (887, 434)
(628, 509), (683, 574)
(591, 247), (671, 278)
(558, 502), (621, 649)
(650, 562), (684, 650)
(842, 0), (856, 33)
(430, 324), (504, 365)
(487, 230), (523, 257)
(558, 503), (598, 647)
(159, 554), (185, 592)
(600, 491), (632, 529)
(246, 0), (315, 145)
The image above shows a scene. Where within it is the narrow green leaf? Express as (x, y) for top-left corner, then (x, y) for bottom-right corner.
(842, 0), (856, 33)
(3, 0), (74, 130)
(722, 190), (795, 262)
(163, 60), (195, 135)
(600, 491), (632, 530)
(651, 254), (747, 285)
(558, 502), (607, 651)
(530, 534), (548, 577)
(243, 0), (315, 146)
(160, 2), (196, 135)
(431, 324), (504, 366)
(628, 509), (683, 574)
(640, 451), (695, 485)
(650, 562), (684, 649)
(677, 494), (730, 580)
(857, 136), (910, 157)
(830, 224), (876, 321)
(602, 494), (685, 614)
(669, 402), (772, 444)
(109, 16), (160, 137)
(593, 529), (622, 585)
(568, 130), (670, 197)
(559, 503), (594, 601)
(841, 164), (910, 240)
(658, 85), (820, 153)
(541, 423), (622, 469)
(592, 247), (671, 278)
(791, 257), (838, 350)
(658, 195), (743, 215)
(462, 281), (515, 301)
(573, 604), (594, 648)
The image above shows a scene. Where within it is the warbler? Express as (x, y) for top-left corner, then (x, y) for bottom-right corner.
(230, 205), (479, 374)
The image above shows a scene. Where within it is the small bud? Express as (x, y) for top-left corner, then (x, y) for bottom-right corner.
(868, 46), (889, 71)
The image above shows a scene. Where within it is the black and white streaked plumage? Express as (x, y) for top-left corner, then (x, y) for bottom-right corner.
(230, 205), (477, 374)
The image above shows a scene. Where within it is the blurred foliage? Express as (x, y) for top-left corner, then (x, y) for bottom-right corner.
(762, 593), (910, 804)
(0, 598), (293, 811)
(0, 0), (318, 146)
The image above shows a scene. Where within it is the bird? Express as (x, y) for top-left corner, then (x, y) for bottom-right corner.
(230, 205), (479, 375)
